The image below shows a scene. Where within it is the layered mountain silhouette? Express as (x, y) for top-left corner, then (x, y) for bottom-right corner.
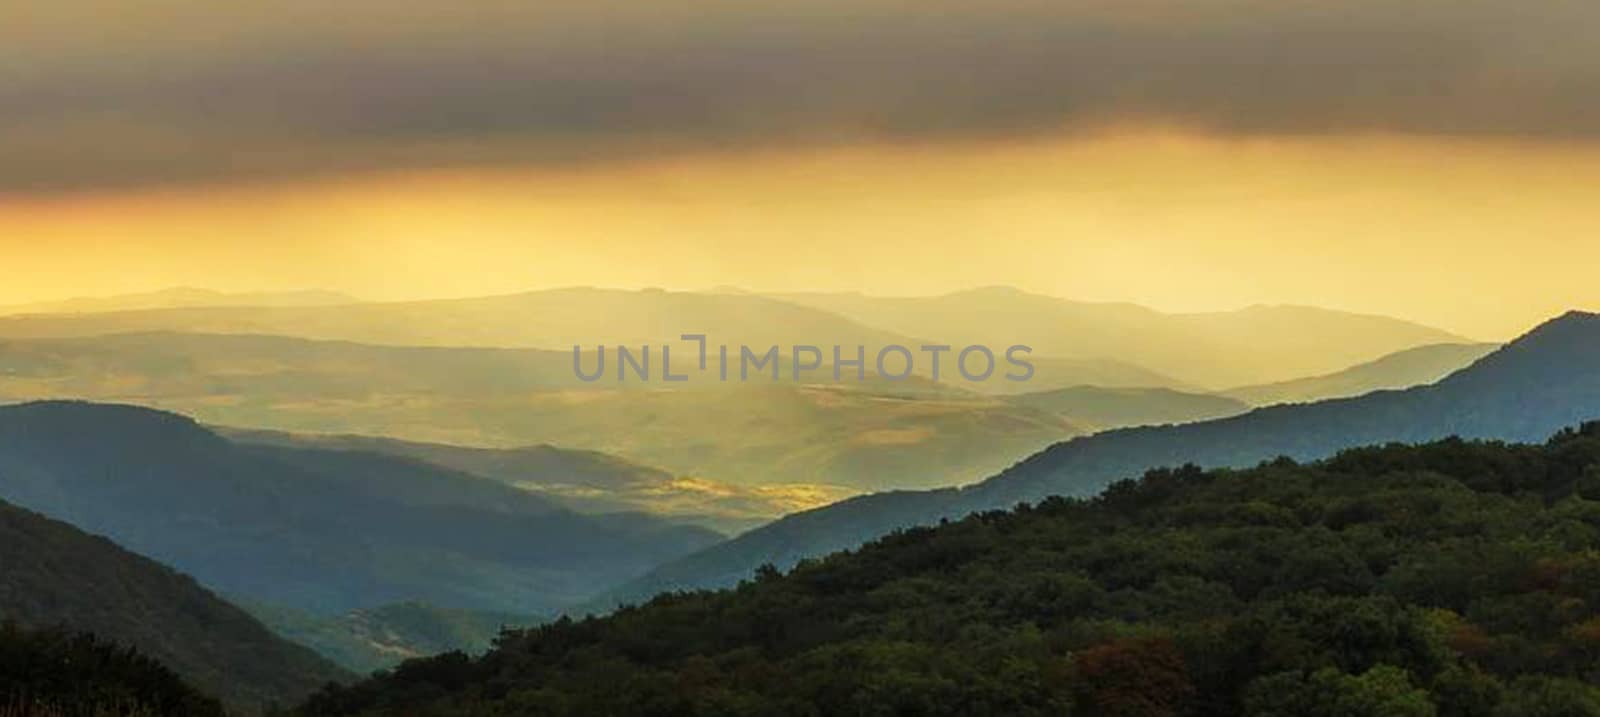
(0, 287), (357, 316)
(1004, 385), (1250, 430)
(0, 332), (1081, 497)
(0, 497), (345, 709)
(221, 428), (802, 533)
(599, 311), (1600, 607)
(0, 287), (911, 354)
(771, 287), (1466, 387)
(0, 401), (721, 615)
(1223, 341), (1499, 405)
(0, 286), (1459, 389)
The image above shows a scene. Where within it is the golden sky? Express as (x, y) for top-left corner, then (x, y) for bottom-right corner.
(3, 129), (1598, 340)
(4, 0), (1600, 340)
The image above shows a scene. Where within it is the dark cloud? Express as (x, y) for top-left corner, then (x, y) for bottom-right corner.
(3, 0), (1599, 192)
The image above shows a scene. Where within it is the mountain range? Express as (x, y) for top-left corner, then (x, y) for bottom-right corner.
(220, 428), (802, 533)
(771, 287), (1467, 388)
(1222, 341), (1500, 405)
(0, 287), (908, 358)
(0, 286), (1467, 389)
(0, 292), (1588, 706)
(0, 324), (1486, 511)
(598, 311), (1600, 608)
(0, 332), (1083, 499)
(300, 423), (1600, 716)
(1003, 386), (1250, 431)
(0, 401), (721, 616)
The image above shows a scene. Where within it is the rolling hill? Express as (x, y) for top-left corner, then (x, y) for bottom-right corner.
(772, 287), (1466, 388)
(0, 401), (722, 616)
(0, 332), (1083, 498)
(301, 425), (1600, 716)
(1004, 386), (1250, 431)
(1223, 342), (1500, 406)
(0, 496), (345, 710)
(221, 428), (804, 533)
(598, 310), (1600, 608)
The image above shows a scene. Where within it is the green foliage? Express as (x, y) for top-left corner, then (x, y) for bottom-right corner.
(1243, 665), (1435, 717)
(0, 621), (223, 716)
(302, 425), (1600, 715)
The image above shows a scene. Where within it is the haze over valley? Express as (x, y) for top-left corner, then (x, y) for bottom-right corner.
(7, 0), (1600, 708)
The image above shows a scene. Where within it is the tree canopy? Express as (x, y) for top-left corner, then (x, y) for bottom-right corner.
(302, 422), (1600, 716)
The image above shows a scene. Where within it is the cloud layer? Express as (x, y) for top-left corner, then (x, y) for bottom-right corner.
(5, 0), (1598, 192)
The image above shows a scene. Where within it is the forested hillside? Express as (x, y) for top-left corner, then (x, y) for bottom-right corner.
(0, 622), (225, 717)
(606, 311), (1600, 605)
(305, 423), (1600, 716)
(0, 498), (342, 709)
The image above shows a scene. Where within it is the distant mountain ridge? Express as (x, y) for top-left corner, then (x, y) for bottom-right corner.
(0, 285), (1460, 389)
(1004, 385), (1250, 430)
(772, 287), (1466, 387)
(0, 287), (358, 316)
(0, 401), (723, 616)
(1224, 342), (1499, 405)
(598, 311), (1600, 608)
(0, 332), (1082, 497)
(0, 496), (345, 709)
(221, 428), (801, 533)
(0, 287), (914, 354)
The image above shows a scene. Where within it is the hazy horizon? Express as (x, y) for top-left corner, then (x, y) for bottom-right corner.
(6, 132), (1599, 341)
(0, 279), (1553, 342)
(10, 2), (1600, 341)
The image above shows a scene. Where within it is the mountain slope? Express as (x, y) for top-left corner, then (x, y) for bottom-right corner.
(976, 355), (1197, 394)
(245, 601), (535, 675)
(773, 287), (1466, 388)
(0, 497), (345, 709)
(601, 311), (1600, 607)
(1004, 386), (1250, 431)
(1223, 342), (1499, 405)
(302, 425), (1600, 716)
(0, 401), (722, 615)
(220, 428), (810, 533)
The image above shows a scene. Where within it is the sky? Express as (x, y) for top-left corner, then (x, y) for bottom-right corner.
(3, 0), (1599, 339)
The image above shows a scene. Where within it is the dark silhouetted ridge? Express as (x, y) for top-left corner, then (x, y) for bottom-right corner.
(0, 496), (344, 710)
